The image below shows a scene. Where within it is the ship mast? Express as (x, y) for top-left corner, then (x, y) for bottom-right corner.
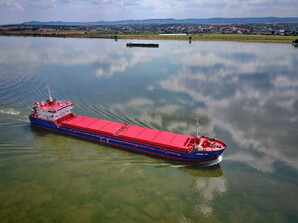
(45, 86), (53, 102)
(193, 114), (201, 138)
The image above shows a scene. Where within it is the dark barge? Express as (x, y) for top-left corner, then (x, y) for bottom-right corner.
(126, 43), (159, 48)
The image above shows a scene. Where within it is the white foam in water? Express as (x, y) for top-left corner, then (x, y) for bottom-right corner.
(0, 108), (21, 116)
(200, 155), (223, 167)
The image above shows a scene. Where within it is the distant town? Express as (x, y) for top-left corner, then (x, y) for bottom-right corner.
(1, 22), (297, 35)
(1, 20), (297, 44)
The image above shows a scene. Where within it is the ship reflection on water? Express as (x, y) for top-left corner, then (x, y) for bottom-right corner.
(178, 162), (223, 178)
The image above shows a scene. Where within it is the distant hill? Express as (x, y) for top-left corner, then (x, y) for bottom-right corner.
(23, 17), (298, 26)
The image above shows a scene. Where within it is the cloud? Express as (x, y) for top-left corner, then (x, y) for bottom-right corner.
(0, 0), (24, 11)
(1, 0), (58, 10)
(1, 0), (298, 24)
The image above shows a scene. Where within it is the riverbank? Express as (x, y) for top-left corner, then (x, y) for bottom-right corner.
(0, 31), (296, 43)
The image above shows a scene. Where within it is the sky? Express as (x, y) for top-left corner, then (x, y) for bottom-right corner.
(0, 0), (298, 25)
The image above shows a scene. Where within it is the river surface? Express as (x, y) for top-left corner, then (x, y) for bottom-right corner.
(0, 37), (297, 223)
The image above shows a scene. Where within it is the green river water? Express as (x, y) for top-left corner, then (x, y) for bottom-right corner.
(0, 37), (297, 223)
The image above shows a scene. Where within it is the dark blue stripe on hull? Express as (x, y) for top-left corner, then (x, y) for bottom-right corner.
(29, 116), (223, 162)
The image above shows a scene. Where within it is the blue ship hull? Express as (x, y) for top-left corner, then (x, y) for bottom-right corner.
(29, 116), (224, 162)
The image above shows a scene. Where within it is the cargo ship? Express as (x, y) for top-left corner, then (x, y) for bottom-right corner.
(29, 91), (226, 162)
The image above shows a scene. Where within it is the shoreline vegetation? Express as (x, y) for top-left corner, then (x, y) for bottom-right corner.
(0, 31), (297, 43)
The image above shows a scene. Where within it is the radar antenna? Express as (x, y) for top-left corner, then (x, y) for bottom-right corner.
(45, 85), (53, 102)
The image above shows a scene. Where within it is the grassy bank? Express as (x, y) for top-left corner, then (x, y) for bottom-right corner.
(118, 33), (297, 43)
(0, 31), (296, 43)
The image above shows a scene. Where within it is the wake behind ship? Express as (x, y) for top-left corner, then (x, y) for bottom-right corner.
(29, 93), (227, 162)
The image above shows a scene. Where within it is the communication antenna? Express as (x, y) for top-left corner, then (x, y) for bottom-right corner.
(193, 113), (201, 138)
(45, 85), (53, 102)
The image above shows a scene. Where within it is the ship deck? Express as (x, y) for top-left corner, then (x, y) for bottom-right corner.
(61, 115), (191, 152)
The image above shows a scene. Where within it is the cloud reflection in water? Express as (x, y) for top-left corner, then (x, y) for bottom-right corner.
(0, 38), (157, 77)
(158, 42), (298, 173)
(1, 38), (297, 173)
(179, 164), (226, 217)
